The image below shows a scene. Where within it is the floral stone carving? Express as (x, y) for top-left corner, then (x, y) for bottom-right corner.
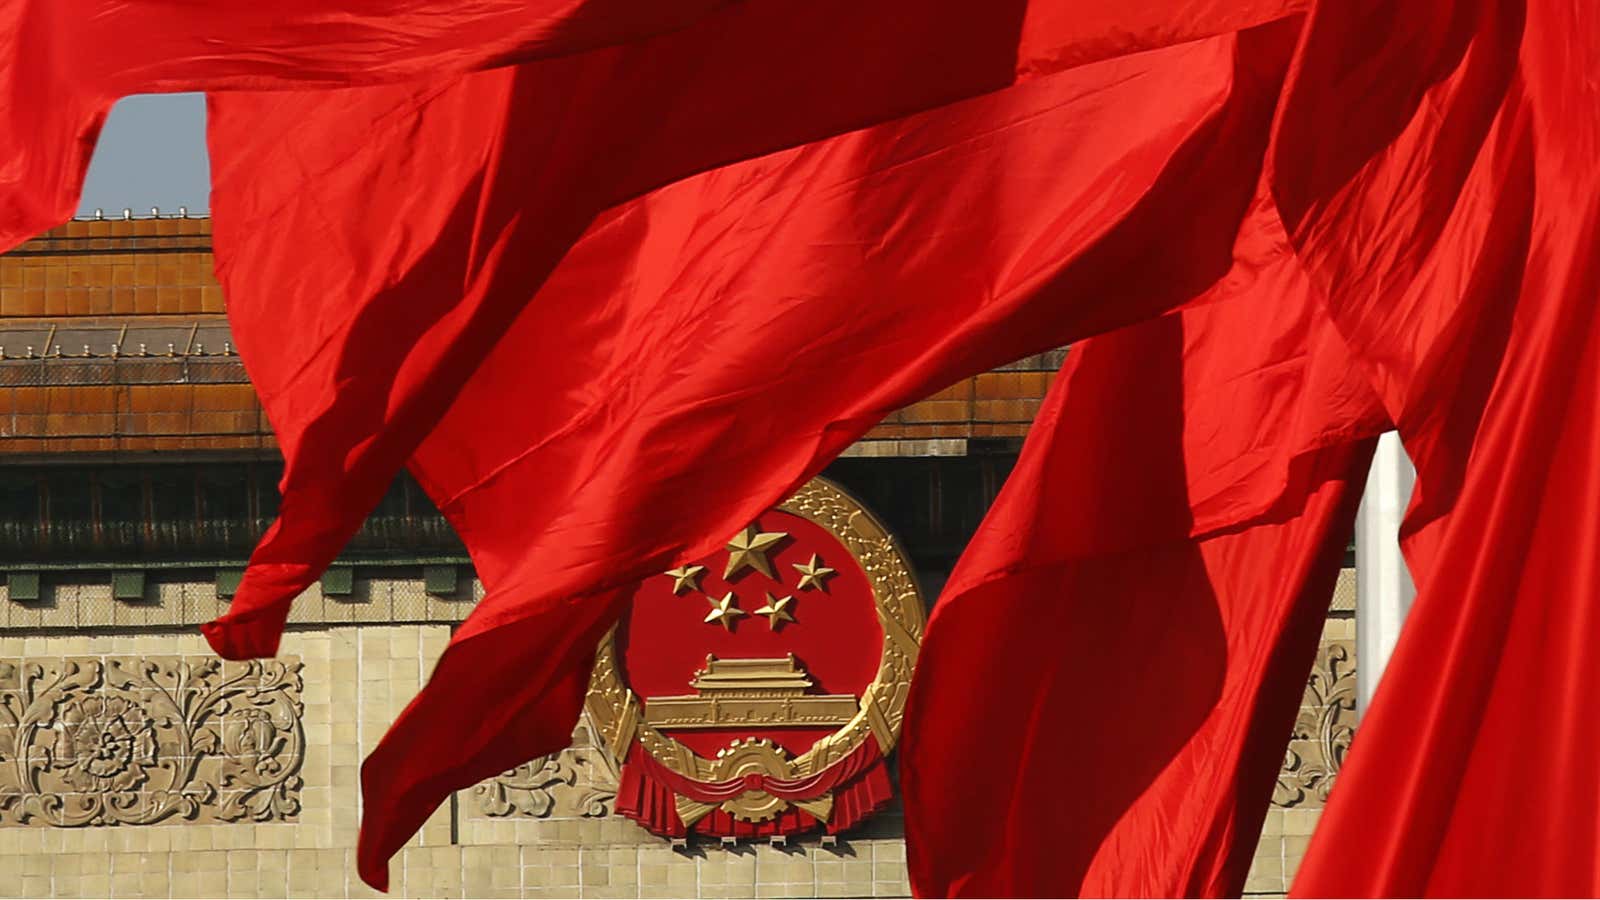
(0, 656), (304, 827)
(474, 712), (619, 819)
(1274, 640), (1356, 808)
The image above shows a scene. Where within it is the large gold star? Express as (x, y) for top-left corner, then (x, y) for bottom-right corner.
(664, 564), (706, 595)
(723, 525), (787, 579)
(792, 554), (836, 592)
(754, 592), (796, 630)
(703, 592), (746, 631)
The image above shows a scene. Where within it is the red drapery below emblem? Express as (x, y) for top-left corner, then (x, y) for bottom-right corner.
(614, 740), (892, 838)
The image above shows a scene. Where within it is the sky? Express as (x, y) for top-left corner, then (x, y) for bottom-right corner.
(77, 93), (211, 216)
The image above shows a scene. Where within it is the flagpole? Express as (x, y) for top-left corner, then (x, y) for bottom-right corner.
(1354, 430), (1416, 716)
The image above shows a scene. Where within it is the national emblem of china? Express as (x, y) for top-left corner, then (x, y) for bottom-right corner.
(584, 477), (925, 839)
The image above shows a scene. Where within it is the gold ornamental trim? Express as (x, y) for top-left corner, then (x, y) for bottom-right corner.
(584, 477), (926, 823)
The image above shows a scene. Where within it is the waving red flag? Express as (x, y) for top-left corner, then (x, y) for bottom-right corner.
(0, 0), (753, 246)
(2, 0), (1304, 246)
(340, 25), (1303, 888)
(1270, 0), (1600, 894)
(200, 0), (1307, 661)
(900, 195), (1387, 897)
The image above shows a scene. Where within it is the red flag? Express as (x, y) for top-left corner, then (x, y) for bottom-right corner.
(344, 26), (1303, 888)
(900, 196), (1387, 897)
(1269, 0), (1600, 894)
(2, 0), (1304, 246)
(197, 0), (1309, 661)
(0, 0), (754, 246)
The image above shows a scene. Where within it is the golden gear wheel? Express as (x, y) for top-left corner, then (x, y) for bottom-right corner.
(713, 738), (793, 822)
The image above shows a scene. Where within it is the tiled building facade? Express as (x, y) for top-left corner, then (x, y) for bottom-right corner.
(0, 219), (1355, 898)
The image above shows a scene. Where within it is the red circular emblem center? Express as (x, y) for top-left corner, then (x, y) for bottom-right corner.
(614, 509), (884, 758)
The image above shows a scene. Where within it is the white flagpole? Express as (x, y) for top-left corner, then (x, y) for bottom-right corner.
(1354, 430), (1417, 717)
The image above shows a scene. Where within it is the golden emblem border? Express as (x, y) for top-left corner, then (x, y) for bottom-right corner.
(584, 476), (926, 823)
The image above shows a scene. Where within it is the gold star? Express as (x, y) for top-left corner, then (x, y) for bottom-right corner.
(723, 525), (787, 579)
(703, 592), (746, 631)
(754, 592), (796, 630)
(664, 564), (706, 595)
(792, 554), (836, 592)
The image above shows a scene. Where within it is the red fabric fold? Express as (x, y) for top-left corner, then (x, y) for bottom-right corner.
(829, 762), (894, 836)
(901, 196), (1388, 896)
(11, 0), (1599, 893)
(198, 0), (1308, 660)
(631, 738), (881, 804)
(2, 0), (1309, 247)
(351, 26), (1300, 889)
(355, 587), (626, 891)
(0, 0), (748, 248)
(614, 768), (821, 840)
(1270, 0), (1600, 895)
(613, 741), (891, 838)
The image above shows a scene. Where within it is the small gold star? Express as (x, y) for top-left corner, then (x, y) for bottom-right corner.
(792, 554), (836, 592)
(753, 592), (796, 630)
(703, 592), (746, 631)
(664, 564), (706, 595)
(723, 525), (787, 579)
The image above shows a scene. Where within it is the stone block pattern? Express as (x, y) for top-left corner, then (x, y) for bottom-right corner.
(0, 626), (912, 898)
(0, 576), (478, 632)
(0, 576), (1353, 898)
(1245, 614), (1356, 897)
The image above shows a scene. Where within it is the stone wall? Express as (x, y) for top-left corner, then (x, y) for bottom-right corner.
(0, 570), (1355, 899)
(1245, 571), (1357, 897)
(0, 625), (910, 899)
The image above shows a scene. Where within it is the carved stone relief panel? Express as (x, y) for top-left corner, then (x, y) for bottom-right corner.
(472, 711), (619, 820)
(0, 656), (304, 826)
(1274, 640), (1355, 808)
